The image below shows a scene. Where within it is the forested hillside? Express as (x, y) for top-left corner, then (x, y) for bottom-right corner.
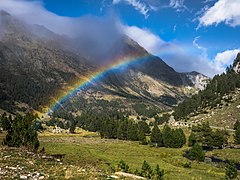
(174, 53), (240, 120)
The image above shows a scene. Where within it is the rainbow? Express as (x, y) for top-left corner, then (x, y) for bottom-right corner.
(48, 54), (150, 114)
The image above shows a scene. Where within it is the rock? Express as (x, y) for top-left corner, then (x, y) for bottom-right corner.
(108, 175), (119, 179)
(39, 176), (45, 179)
(20, 175), (28, 179)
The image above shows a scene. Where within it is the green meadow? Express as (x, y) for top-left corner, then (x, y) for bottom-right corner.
(1, 129), (240, 179)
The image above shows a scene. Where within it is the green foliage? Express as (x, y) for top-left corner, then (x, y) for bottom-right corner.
(188, 132), (197, 146)
(155, 164), (164, 180)
(190, 122), (228, 148)
(225, 161), (238, 179)
(154, 113), (171, 125)
(2, 113), (40, 151)
(162, 125), (186, 148)
(0, 112), (12, 130)
(150, 124), (163, 147)
(188, 143), (205, 162)
(173, 57), (240, 120)
(138, 121), (150, 134)
(141, 160), (153, 179)
(133, 103), (158, 118)
(118, 160), (129, 173)
(183, 162), (191, 168)
(69, 121), (76, 134)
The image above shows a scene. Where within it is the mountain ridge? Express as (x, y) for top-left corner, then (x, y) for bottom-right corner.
(0, 10), (209, 115)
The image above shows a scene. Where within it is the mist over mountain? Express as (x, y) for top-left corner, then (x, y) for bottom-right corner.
(0, 10), (209, 115)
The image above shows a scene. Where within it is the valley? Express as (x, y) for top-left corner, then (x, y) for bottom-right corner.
(0, 1), (240, 179)
(1, 129), (237, 180)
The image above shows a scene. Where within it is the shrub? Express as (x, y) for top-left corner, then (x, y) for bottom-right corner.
(188, 143), (205, 161)
(225, 161), (238, 179)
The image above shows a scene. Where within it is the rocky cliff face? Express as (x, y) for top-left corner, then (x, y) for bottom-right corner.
(181, 71), (210, 91)
(233, 53), (240, 73)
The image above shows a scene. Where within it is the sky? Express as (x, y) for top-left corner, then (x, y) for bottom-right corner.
(0, 0), (240, 77)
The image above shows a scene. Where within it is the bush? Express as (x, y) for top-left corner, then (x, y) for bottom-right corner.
(183, 162), (191, 168)
(188, 143), (205, 161)
(118, 160), (129, 172)
(225, 161), (238, 179)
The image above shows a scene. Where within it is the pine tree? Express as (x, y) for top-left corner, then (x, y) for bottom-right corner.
(188, 132), (197, 146)
(127, 121), (139, 141)
(162, 125), (172, 147)
(138, 121), (150, 134)
(3, 113), (40, 151)
(117, 119), (128, 140)
(150, 124), (163, 147)
(188, 143), (205, 161)
(141, 160), (153, 179)
(225, 161), (238, 179)
(155, 164), (164, 180)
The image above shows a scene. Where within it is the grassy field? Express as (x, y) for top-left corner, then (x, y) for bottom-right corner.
(1, 129), (240, 179)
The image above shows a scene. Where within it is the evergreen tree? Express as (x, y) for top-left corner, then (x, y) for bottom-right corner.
(150, 124), (163, 147)
(138, 121), (150, 134)
(127, 121), (139, 141)
(188, 143), (205, 161)
(188, 132), (197, 146)
(162, 125), (172, 147)
(69, 121), (76, 134)
(141, 160), (153, 179)
(172, 128), (186, 148)
(117, 119), (128, 140)
(3, 113), (40, 151)
(138, 130), (147, 145)
(155, 164), (164, 180)
(118, 160), (129, 173)
(225, 161), (238, 179)
(1, 113), (12, 131)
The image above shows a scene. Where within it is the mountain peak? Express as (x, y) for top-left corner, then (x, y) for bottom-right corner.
(0, 10), (11, 16)
(233, 52), (240, 73)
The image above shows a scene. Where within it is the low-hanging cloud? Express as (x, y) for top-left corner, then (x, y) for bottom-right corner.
(0, 0), (236, 77)
(0, 0), (123, 61)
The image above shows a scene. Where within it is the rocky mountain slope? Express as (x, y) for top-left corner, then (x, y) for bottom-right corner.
(0, 10), (209, 115)
(174, 52), (240, 126)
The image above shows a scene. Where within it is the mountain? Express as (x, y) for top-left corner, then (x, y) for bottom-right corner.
(173, 52), (240, 124)
(0, 10), (94, 112)
(233, 53), (240, 73)
(180, 71), (210, 91)
(0, 10), (209, 115)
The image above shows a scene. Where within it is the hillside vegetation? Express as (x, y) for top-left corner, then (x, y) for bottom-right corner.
(174, 53), (240, 125)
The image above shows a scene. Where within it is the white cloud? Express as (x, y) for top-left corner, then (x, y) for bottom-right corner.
(122, 25), (165, 54)
(199, 0), (240, 27)
(193, 36), (207, 58)
(112, 0), (149, 18)
(169, 0), (187, 12)
(211, 49), (240, 74)
(122, 25), (219, 77)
